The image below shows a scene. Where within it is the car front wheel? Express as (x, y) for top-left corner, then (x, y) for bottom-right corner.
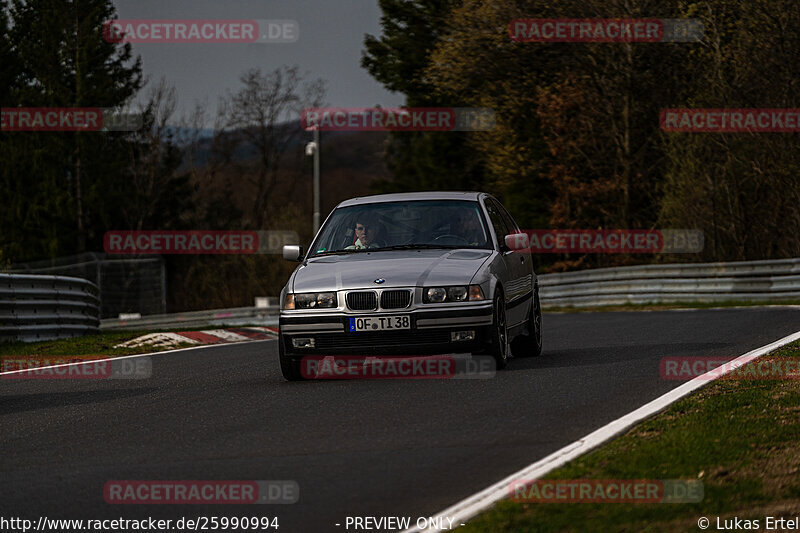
(490, 292), (509, 369)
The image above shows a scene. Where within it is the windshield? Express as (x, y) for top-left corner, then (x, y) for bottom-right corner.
(309, 200), (492, 257)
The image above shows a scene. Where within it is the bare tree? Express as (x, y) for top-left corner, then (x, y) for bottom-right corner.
(219, 66), (326, 228)
(124, 77), (180, 230)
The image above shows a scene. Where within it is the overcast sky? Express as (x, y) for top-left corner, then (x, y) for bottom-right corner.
(113, 0), (405, 127)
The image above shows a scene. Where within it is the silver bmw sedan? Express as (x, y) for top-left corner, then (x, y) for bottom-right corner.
(278, 191), (542, 380)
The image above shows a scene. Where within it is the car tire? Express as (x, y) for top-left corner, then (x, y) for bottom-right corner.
(279, 337), (307, 381)
(490, 292), (509, 370)
(512, 287), (543, 358)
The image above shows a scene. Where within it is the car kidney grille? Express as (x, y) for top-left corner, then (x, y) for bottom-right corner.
(347, 291), (377, 310)
(380, 290), (411, 309)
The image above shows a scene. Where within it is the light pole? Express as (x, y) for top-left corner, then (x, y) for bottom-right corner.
(305, 126), (320, 235)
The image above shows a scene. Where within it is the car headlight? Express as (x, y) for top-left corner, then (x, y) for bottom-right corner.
(425, 287), (447, 303)
(424, 285), (484, 303)
(447, 286), (468, 301)
(285, 292), (337, 309)
(316, 292), (337, 307)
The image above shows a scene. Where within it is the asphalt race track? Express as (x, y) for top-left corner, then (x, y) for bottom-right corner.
(2, 308), (799, 532)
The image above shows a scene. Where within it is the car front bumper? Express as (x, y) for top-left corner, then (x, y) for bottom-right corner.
(279, 303), (494, 356)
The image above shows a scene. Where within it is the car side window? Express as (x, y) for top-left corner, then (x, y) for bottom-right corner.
(484, 199), (511, 247)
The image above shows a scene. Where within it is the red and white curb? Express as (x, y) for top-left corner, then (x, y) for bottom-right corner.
(114, 327), (278, 349)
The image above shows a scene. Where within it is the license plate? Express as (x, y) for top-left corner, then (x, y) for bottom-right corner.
(348, 315), (411, 332)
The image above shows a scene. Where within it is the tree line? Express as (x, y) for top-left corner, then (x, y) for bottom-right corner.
(2, 0), (798, 311)
(1, 0), (327, 309)
(363, 0), (800, 270)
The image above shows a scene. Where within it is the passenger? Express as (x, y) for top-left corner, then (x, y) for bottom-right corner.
(456, 210), (484, 246)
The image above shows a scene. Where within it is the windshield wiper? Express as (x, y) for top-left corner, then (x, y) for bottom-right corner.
(311, 250), (360, 257)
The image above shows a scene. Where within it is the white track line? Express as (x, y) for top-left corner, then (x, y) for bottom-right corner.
(404, 330), (800, 533)
(0, 338), (276, 377)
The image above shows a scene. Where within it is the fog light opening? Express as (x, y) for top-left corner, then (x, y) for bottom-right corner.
(451, 330), (475, 342)
(292, 337), (316, 348)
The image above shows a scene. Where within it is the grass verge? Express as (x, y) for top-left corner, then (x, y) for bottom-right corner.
(461, 340), (800, 532)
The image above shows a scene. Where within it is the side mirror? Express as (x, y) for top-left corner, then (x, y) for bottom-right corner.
(504, 233), (530, 251)
(282, 245), (303, 261)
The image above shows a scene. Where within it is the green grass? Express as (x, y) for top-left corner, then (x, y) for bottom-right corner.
(0, 329), (205, 358)
(0, 323), (276, 360)
(544, 300), (800, 313)
(462, 340), (800, 532)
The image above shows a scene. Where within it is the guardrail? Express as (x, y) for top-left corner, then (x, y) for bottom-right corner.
(98, 258), (800, 333)
(0, 273), (100, 343)
(100, 299), (280, 331)
(538, 258), (800, 307)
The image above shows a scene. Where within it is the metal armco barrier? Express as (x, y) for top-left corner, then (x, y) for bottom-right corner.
(538, 258), (800, 307)
(103, 259), (800, 330)
(0, 273), (101, 343)
(100, 302), (279, 331)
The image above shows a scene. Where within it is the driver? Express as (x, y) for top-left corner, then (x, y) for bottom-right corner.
(346, 216), (383, 250)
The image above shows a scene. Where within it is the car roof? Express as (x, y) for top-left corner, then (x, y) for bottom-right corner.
(336, 191), (486, 208)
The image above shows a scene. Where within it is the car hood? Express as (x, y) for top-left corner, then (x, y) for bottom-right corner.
(290, 249), (493, 292)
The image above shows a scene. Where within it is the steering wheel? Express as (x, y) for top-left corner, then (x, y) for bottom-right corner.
(363, 237), (388, 249)
(433, 234), (470, 245)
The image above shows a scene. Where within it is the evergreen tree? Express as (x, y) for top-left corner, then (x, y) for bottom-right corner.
(362, 0), (484, 194)
(2, 0), (142, 261)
